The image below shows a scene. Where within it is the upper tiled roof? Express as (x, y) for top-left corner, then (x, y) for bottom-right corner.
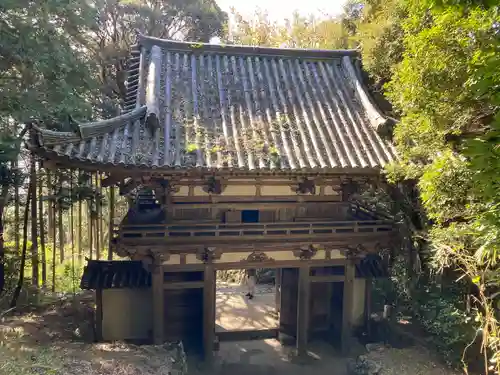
(30, 35), (396, 174)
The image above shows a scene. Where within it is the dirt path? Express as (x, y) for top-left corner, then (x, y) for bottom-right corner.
(189, 339), (350, 375)
(216, 282), (277, 331)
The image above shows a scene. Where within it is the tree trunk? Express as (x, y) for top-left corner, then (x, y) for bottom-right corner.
(10, 178), (32, 307)
(108, 187), (115, 260)
(88, 200), (93, 260)
(30, 155), (39, 287)
(47, 170), (54, 242)
(51, 200), (56, 292)
(95, 172), (101, 260)
(13, 161), (20, 253)
(58, 201), (63, 263)
(0, 185), (10, 294)
(38, 163), (46, 288)
(78, 172), (83, 263)
(58, 172), (64, 263)
(70, 170), (75, 292)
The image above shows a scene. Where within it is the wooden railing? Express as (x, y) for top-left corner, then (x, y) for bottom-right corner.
(114, 219), (393, 241)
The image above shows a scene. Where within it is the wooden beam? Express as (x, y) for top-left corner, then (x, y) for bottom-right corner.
(95, 289), (103, 341)
(163, 281), (204, 290)
(341, 258), (355, 354)
(203, 265), (216, 362)
(310, 275), (345, 283)
(296, 264), (310, 356)
(152, 262), (164, 344)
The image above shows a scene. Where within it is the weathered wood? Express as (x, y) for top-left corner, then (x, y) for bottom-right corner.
(296, 264), (310, 356)
(95, 288), (103, 341)
(203, 265), (216, 361)
(341, 258), (355, 354)
(152, 262), (164, 344)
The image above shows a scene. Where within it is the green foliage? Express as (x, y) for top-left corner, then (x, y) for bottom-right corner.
(0, 0), (99, 127)
(354, 0), (500, 371)
(229, 10), (353, 49)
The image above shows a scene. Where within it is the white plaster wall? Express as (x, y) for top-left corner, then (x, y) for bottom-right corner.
(102, 289), (152, 341)
(260, 185), (294, 196)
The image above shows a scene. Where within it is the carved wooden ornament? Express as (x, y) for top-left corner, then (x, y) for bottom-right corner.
(341, 244), (368, 259)
(202, 176), (225, 195)
(243, 251), (274, 263)
(196, 247), (221, 263)
(293, 245), (318, 260)
(292, 178), (316, 195)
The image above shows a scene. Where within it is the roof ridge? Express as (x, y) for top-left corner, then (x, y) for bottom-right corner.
(137, 34), (360, 59)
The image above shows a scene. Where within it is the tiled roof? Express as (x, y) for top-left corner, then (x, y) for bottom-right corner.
(80, 260), (152, 290)
(30, 35), (396, 173)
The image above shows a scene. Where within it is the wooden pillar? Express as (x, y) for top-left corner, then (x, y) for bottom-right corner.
(152, 261), (164, 344)
(341, 259), (355, 354)
(364, 277), (373, 338)
(275, 268), (281, 313)
(95, 288), (103, 341)
(296, 265), (310, 356)
(203, 265), (216, 362)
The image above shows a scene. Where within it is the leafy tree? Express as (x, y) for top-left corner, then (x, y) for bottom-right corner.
(228, 9), (352, 49)
(90, 0), (227, 117)
(352, 0), (500, 371)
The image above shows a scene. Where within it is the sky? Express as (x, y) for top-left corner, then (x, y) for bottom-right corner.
(216, 0), (348, 22)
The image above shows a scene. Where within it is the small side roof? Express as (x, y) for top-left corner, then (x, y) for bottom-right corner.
(29, 35), (396, 175)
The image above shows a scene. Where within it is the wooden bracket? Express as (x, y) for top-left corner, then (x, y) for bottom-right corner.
(293, 245), (318, 260)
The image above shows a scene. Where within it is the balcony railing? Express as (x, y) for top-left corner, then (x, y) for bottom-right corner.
(114, 220), (393, 242)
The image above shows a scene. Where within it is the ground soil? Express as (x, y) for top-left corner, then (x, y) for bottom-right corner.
(0, 285), (463, 375)
(0, 293), (184, 375)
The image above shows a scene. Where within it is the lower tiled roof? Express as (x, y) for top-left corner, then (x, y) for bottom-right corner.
(80, 260), (152, 290)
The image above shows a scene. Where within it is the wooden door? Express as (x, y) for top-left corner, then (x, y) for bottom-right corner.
(279, 268), (299, 337)
(309, 282), (332, 335)
(163, 271), (204, 349)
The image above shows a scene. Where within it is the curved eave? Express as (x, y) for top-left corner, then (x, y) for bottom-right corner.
(30, 146), (386, 177)
(31, 106), (147, 147)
